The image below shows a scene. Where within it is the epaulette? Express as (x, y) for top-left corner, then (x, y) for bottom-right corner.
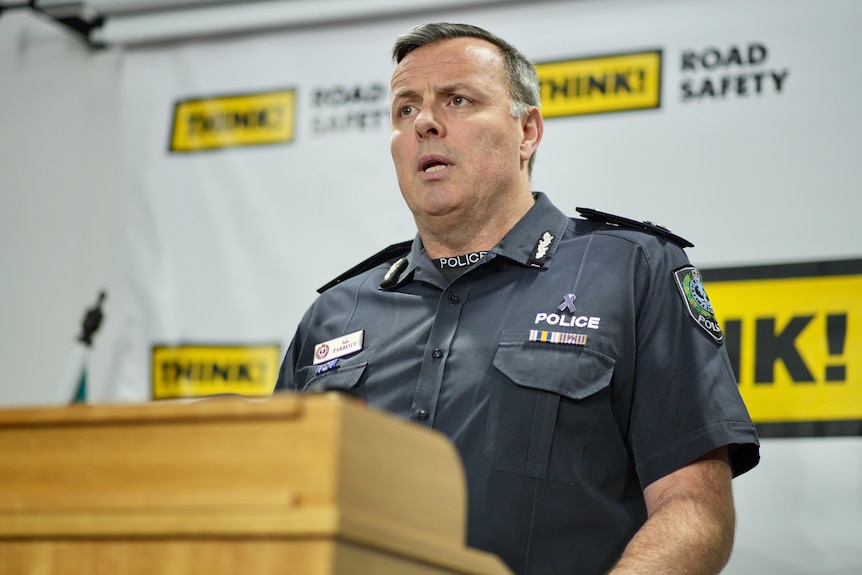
(576, 207), (694, 249)
(317, 240), (413, 293)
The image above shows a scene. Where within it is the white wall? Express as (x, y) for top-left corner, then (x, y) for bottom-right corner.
(0, 10), (120, 406)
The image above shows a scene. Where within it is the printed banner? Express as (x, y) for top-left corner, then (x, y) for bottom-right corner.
(706, 260), (862, 437)
(98, 0), (862, 406)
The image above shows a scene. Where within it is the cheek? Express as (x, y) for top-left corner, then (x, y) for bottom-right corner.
(389, 131), (399, 161)
(470, 130), (519, 173)
(390, 131), (411, 171)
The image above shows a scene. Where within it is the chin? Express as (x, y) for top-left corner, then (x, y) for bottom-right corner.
(408, 187), (467, 218)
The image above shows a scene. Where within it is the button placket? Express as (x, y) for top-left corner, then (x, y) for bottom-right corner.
(410, 284), (470, 427)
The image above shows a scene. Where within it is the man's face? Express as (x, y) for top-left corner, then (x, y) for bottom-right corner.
(389, 37), (531, 227)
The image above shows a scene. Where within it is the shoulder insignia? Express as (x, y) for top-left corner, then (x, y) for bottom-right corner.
(673, 265), (723, 344)
(576, 207), (694, 248)
(317, 240), (413, 293)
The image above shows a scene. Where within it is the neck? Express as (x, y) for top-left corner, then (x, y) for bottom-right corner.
(418, 191), (535, 259)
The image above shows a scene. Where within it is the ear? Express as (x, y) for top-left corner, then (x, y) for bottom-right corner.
(519, 106), (544, 165)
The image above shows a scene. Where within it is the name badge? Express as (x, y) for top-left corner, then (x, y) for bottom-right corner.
(313, 330), (365, 365)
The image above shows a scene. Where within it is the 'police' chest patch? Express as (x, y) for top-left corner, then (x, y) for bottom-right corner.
(673, 266), (723, 344)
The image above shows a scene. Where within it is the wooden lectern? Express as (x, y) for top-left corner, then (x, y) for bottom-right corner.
(0, 394), (512, 574)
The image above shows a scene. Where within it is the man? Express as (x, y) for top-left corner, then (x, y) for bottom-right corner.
(276, 22), (759, 575)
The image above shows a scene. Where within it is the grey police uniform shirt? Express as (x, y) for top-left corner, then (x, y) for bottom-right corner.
(275, 192), (760, 575)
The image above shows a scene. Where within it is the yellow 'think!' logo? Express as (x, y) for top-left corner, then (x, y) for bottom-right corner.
(169, 89), (296, 152)
(152, 344), (280, 399)
(536, 50), (662, 117)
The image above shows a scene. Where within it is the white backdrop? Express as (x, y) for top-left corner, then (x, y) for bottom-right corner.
(92, 0), (861, 573)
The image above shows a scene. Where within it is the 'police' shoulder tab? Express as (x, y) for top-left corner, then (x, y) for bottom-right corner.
(576, 207), (694, 248)
(317, 240), (413, 294)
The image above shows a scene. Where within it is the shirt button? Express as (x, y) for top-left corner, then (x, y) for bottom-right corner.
(449, 294), (461, 304)
(416, 409), (429, 421)
(432, 349), (444, 359)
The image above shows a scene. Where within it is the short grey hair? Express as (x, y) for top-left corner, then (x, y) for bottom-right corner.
(392, 23), (541, 174)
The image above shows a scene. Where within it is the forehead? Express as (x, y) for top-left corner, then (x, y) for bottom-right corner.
(390, 37), (506, 90)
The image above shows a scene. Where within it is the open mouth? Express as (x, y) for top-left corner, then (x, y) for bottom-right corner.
(419, 155), (451, 173)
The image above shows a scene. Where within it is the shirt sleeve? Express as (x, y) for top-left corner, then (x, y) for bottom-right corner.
(626, 240), (759, 489)
(274, 324), (304, 392)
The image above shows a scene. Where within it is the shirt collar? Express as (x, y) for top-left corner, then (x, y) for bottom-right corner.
(493, 192), (569, 268)
(384, 193), (568, 290)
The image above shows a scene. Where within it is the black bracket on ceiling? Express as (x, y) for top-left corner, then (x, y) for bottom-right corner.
(0, 1), (106, 49)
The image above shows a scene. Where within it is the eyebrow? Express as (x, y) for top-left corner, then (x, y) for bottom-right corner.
(391, 82), (478, 101)
(391, 87), (418, 101)
(437, 82), (472, 94)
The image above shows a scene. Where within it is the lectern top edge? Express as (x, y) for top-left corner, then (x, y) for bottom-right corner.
(0, 393), (307, 427)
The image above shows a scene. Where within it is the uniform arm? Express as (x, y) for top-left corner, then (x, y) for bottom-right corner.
(606, 446), (736, 575)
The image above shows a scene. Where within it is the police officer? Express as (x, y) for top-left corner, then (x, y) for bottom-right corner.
(276, 22), (759, 575)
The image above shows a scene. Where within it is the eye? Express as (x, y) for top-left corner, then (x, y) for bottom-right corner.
(399, 105), (414, 117)
(451, 95), (467, 107)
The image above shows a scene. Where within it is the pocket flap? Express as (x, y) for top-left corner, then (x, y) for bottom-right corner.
(304, 361), (368, 393)
(492, 335), (614, 400)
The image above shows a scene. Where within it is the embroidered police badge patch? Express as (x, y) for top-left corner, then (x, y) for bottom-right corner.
(673, 266), (723, 344)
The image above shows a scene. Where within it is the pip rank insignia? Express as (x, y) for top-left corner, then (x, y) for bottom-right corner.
(313, 330), (365, 365)
(530, 330), (588, 346)
(673, 266), (723, 344)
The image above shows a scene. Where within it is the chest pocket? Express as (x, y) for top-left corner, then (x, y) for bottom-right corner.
(302, 361), (368, 394)
(486, 332), (615, 485)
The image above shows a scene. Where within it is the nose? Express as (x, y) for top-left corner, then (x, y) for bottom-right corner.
(414, 106), (443, 139)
